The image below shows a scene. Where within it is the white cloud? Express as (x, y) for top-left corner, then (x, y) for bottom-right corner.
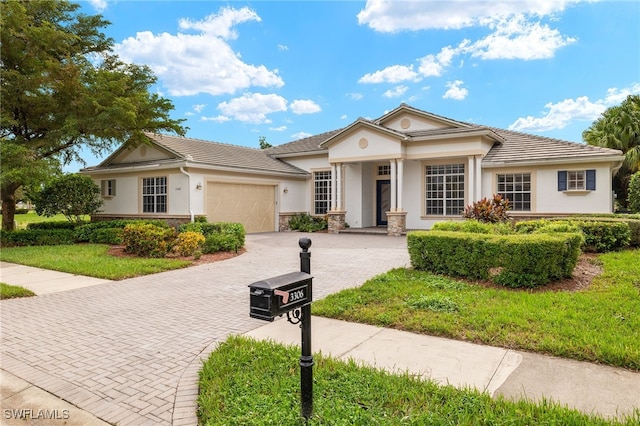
(217, 93), (287, 123)
(357, 1), (582, 85)
(88, 0), (108, 12)
(462, 15), (576, 60)
(442, 80), (468, 100)
(357, 0), (585, 32)
(291, 131), (312, 140)
(269, 126), (288, 131)
(359, 65), (420, 84)
(290, 100), (322, 115)
(509, 83), (640, 131)
(278, 44), (289, 51)
(193, 104), (206, 113)
(201, 115), (230, 123)
(349, 92), (364, 100)
(383, 85), (409, 98)
(115, 7), (283, 97)
(340, 114), (348, 120)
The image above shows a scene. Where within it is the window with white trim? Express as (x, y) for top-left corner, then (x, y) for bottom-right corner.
(558, 170), (596, 191)
(377, 165), (390, 176)
(101, 179), (116, 197)
(425, 164), (465, 215)
(497, 173), (531, 211)
(142, 177), (167, 213)
(313, 171), (331, 215)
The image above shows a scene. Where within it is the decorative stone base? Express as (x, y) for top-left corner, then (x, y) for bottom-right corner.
(327, 211), (346, 234)
(278, 212), (306, 232)
(386, 211), (407, 236)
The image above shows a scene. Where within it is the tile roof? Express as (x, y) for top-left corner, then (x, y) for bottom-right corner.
(144, 133), (308, 175)
(483, 127), (622, 164)
(265, 129), (343, 155)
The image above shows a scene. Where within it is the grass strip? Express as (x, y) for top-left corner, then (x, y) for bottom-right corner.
(198, 336), (638, 425)
(313, 249), (640, 371)
(0, 244), (191, 280)
(0, 283), (36, 299)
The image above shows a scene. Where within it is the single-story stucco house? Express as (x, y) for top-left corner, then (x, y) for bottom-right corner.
(81, 104), (624, 235)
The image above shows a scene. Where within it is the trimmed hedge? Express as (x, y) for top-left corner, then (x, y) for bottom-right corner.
(515, 219), (631, 252)
(563, 216), (640, 247)
(74, 219), (168, 243)
(432, 220), (512, 234)
(27, 221), (83, 230)
(408, 230), (583, 288)
(0, 229), (76, 246)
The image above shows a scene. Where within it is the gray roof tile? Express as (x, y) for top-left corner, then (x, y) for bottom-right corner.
(146, 133), (309, 176)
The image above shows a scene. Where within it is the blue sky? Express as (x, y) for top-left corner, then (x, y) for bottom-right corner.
(71, 0), (639, 171)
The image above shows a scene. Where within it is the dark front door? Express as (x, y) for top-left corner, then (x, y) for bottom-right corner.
(376, 180), (391, 226)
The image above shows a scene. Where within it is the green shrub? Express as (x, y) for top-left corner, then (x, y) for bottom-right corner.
(289, 213), (327, 232)
(203, 233), (240, 253)
(173, 231), (205, 257)
(74, 219), (168, 243)
(0, 229), (75, 246)
(27, 221), (83, 230)
(516, 219), (631, 252)
(122, 223), (176, 258)
(628, 171), (640, 213)
(407, 231), (582, 288)
(463, 194), (511, 223)
(433, 220), (513, 234)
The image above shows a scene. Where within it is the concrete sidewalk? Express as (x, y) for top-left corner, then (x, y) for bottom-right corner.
(0, 262), (111, 295)
(246, 316), (640, 421)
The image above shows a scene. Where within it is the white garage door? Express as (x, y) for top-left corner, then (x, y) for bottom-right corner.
(206, 182), (275, 233)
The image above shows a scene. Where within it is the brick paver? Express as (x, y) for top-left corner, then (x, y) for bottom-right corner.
(0, 233), (409, 425)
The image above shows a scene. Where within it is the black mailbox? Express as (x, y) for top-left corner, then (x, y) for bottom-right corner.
(249, 271), (312, 321)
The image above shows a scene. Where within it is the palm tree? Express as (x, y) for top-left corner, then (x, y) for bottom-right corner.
(583, 94), (640, 207)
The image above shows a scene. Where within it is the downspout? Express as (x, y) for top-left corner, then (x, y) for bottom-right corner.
(179, 166), (195, 223)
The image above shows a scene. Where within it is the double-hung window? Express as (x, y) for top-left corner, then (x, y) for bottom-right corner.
(142, 177), (167, 213)
(497, 173), (531, 211)
(425, 164), (465, 215)
(313, 171), (331, 215)
(558, 170), (596, 191)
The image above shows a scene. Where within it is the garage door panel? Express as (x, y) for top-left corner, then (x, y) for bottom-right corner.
(206, 183), (275, 233)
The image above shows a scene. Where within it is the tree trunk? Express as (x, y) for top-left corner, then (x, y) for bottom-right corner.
(1, 184), (19, 231)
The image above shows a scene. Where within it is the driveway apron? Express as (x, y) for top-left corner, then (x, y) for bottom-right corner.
(0, 232), (409, 425)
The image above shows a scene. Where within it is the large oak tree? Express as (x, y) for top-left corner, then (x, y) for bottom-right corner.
(1, 0), (185, 230)
(583, 95), (640, 208)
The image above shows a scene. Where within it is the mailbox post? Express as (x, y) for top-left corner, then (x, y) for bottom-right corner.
(298, 237), (313, 419)
(248, 238), (314, 420)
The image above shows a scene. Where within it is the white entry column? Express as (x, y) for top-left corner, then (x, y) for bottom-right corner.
(397, 159), (404, 211)
(390, 159), (397, 212)
(336, 163), (343, 211)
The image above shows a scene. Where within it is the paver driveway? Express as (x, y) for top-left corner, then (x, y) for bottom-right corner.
(0, 232), (409, 425)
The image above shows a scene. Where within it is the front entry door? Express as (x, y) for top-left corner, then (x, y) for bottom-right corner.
(376, 180), (391, 226)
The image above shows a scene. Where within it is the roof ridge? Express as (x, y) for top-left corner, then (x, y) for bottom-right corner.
(487, 126), (619, 152)
(146, 132), (262, 152)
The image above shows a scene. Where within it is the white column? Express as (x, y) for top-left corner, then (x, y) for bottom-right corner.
(330, 163), (337, 211)
(467, 155), (475, 201)
(397, 159), (404, 211)
(336, 163), (343, 211)
(390, 159), (397, 212)
(475, 155), (482, 201)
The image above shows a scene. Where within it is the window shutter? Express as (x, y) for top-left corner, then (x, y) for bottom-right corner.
(111, 180), (116, 196)
(586, 169), (596, 190)
(557, 171), (567, 191)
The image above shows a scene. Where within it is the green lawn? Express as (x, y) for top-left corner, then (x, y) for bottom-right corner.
(198, 336), (638, 425)
(0, 244), (191, 280)
(0, 283), (35, 299)
(12, 211), (87, 229)
(313, 249), (640, 371)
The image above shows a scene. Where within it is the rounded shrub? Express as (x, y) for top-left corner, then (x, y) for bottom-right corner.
(174, 231), (205, 257)
(122, 223), (176, 258)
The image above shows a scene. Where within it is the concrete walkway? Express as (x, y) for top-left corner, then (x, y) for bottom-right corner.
(1, 233), (638, 424)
